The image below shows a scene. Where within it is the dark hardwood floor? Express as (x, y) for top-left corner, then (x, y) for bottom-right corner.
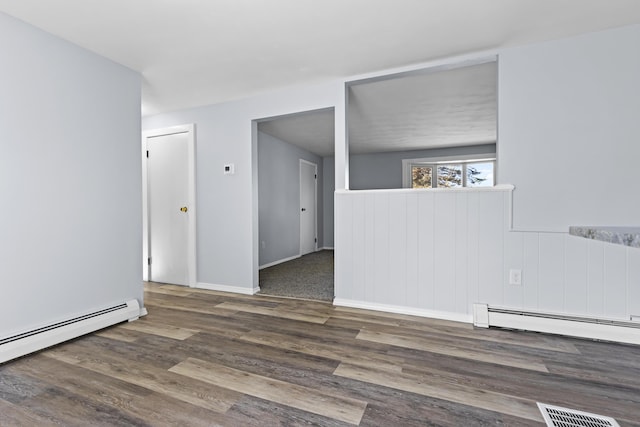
(1, 282), (639, 426)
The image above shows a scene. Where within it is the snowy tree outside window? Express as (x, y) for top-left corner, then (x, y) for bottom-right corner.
(407, 159), (494, 189)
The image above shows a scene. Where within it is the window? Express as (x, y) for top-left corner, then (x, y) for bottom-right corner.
(403, 155), (495, 189)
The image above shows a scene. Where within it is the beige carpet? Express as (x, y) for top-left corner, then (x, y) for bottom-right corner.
(258, 250), (334, 301)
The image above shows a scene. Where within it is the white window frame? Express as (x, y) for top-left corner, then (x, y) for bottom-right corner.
(402, 153), (496, 189)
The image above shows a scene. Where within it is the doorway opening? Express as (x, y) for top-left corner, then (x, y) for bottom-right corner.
(255, 108), (335, 301)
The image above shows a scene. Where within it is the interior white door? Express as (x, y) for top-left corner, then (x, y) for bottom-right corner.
(299, 160), (317, 256)
(147, 132), (190, 285)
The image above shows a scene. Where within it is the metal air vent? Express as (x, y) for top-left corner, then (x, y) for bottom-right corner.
(537, 403), (620, 427)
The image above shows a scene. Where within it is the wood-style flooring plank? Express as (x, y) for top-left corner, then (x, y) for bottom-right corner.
(227, 394), (354, 427)
(357, 328), (550, 372)
(398, 355), (640, 424)
(359, 400), (544, 427)
(240, 329), (405, 373)
(131, 329), (342, 380)
(170, 357), (368, 425)
(143, 294), (239, 317)
(0, 397), (58, 427)
(333, 306), (474, 328)
(2, 282), (639, 426)
(355, 319), (580, 354)
(118, 318), (200, 340)
(215, 300), (330, 324)
(141, 305), (250, 340)
(231, 309), (360, 340)
(14, 386), (149, 427)
(43, 343), (242, 414)
(9, 354), (232, 427)
(143, 284), (195, 297)
(545, 359), (640, 390)
(94, 327), (144, 343)
(0, 367), (46, 404)
(333, 363), (543, 422)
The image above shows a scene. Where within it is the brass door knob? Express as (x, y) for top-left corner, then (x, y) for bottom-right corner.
(180, 206), (188, 213)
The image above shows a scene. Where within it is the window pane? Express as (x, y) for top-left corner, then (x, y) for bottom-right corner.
(437, 164), (462, 188)
(466, 162), (494, 187)
(411, 166), (432, 188)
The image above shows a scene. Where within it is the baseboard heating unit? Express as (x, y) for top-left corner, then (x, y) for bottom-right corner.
(473, 304), (640, 345)
(0, 299), (141, 364)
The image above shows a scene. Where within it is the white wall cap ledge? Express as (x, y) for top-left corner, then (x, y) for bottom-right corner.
(336, 184), (514, 195)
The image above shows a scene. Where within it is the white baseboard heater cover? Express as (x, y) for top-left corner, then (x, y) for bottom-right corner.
(473, 304), (640, 345)
(0, 299), (140, 364)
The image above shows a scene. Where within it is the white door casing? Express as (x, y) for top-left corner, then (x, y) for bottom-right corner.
(299, 159), (317, 256)
(142, 125), (196, 287)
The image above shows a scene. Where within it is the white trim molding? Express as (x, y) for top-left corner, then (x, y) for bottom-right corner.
(333, 299), (473, 324)
(335, 184), (514, 195)
(197, 282), (260, 295)
(259, 254), (301, 270)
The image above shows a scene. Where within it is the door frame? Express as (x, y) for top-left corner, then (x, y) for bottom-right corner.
(142, 124), (197, 287)
(299, 159), (318, 255)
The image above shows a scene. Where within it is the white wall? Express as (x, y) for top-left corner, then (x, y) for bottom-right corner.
(335, 188), (509, 321)
(143, 82), (343, 292)
(323, 156), (335, 248)
(0, 12), (142, 338)
(499, 24), (640, 232)
(334, 24), (640, 323)
(258, 131), (324, 266)
(335, 188), (640, 321)
(144, 23), (640, 325)
(503, 229), (640, 318)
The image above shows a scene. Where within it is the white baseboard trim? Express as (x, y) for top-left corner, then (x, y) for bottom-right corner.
(196, 282), (260, 295)
(333, 299), (472, 324)
(320, 246), (334, 251)
(139, 307), (148, 317)
(259, 254), (300, 270)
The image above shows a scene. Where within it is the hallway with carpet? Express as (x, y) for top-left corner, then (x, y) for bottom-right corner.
(258, 250), (334, 301)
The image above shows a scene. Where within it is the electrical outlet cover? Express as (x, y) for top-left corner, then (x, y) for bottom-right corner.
(509, 269), (522, 285)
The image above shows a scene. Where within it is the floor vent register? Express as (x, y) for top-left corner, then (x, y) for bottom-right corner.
(537, 403), (620, 427)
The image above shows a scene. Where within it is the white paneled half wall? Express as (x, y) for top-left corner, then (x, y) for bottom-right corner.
(334, 186), (640, 324)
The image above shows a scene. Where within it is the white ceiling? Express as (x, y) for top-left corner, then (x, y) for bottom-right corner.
(1, 0), (640, 116)
(258, 61), (496, 156)
(348, 61), (497, 154)
(2, 1), (640, 155)
(258, 108), (335, 157)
